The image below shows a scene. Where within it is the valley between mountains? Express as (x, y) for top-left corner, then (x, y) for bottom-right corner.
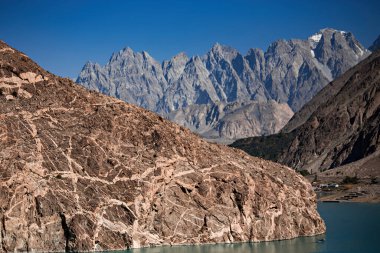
(231, 47), (380, 202)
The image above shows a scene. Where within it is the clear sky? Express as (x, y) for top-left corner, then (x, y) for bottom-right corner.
(1, 0), (379, 78)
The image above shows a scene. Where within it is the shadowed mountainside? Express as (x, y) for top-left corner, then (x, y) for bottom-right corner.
(231, 50), (380, 173)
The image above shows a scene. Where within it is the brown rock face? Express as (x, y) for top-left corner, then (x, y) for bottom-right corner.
(0, 41), (324, 252)
(279, 51), (380, 172)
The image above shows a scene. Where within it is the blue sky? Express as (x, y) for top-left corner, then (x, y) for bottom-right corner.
(1, 0), (379, 78)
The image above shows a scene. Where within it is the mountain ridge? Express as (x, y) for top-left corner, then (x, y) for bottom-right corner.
(231, 49), (380, 173)
(77, 28), (370, 142)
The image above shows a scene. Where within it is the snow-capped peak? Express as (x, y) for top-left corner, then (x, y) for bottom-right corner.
(309, 33), (322, 44)
(308, 28), (348, 47)
(308, 32), (322, 49)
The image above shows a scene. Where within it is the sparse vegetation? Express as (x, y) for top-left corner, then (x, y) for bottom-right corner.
(230, 132), (296, 161)
(299, 170), (310, 176)
(342, 175), (359, 184)
(370, 177), (378, 184)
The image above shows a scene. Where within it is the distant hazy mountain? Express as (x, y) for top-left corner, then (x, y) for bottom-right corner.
(77, 28), (370, 142)
(231, 50), (380, 173)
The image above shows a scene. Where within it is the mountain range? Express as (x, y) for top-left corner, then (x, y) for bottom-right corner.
(231, 48), (380, 174)
(77, 28), (370, 143)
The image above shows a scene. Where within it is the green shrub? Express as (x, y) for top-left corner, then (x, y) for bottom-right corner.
(230, 132), (296, 162)
(299, 170), (310, 176)
(342, 176), (358, 184)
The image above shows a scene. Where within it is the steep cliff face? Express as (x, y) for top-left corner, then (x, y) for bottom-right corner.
(0, 41), (324, 252)
(78, 48), (167, 111)
(280, 52), (380, 172)
(232, 50), (380, 173)
(77, 28), (369, 142)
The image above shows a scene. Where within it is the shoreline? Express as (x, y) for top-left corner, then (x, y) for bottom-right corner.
(121, 233), (327, 252)
(315, 184), (380, 203)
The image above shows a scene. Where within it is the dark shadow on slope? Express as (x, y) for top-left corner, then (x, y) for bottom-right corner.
(230, 131), (296, 162)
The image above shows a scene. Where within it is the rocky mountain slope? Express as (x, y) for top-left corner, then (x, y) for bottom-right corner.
(231, 50), (380, 173)
(77, 28), (369, 142)
(369, 35), (380, 52)
(0, 41), (325, 252)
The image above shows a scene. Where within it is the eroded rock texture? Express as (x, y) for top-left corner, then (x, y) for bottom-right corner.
(0, 41), (324, 252)
(279, 51), (380, 172)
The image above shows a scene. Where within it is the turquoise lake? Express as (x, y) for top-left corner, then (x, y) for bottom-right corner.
(123, 203), (380, 253)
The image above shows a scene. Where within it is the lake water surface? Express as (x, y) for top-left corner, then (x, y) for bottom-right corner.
(123, 203), (380, 253)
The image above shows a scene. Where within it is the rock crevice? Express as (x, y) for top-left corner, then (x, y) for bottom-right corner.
(0, 41), (325, 252)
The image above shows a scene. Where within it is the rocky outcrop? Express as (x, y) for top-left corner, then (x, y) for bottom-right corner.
(77, 28), (369, 143)
(232, 50), (380, 173)
(0, 41), (325, 252)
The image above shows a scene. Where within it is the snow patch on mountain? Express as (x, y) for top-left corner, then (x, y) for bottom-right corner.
(309, 33), (322, 43)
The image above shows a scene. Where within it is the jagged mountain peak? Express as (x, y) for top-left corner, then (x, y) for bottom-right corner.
(107, 47), (162, 68)
(81, 60), (102, 70)
(319, 27), (347, 33)
(82, 60), (95, 69)
(209, 43), (239, 58)
(188, 55), (203, 63)
(211, 42), (222, 50)
(77, 28), (370, 142)
(108, 46), (135, 62)
(173, 51), (188, 60)
(163, 52), (189, 68)
(312, 28), (365, 49)
(309, 28), (353, 47)
(120, 46), (134, 54)
(266, 39), (294, 54)
(308, 32), (323, 46)
(311, 27), (350, 38)
(300, 28), (369, 84)
(210, 42), (235, 52)
(182, 56), (211, 79)
(162, 52), (189, 84)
